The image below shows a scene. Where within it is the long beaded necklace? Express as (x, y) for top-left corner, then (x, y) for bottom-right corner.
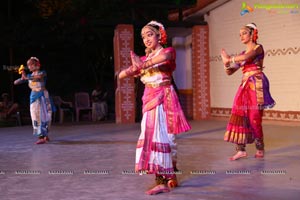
(146, 47), (163, 61)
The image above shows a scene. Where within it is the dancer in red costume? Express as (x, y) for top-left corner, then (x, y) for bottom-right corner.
(221, 23), (275, 161)
(119, 20), (191, 195)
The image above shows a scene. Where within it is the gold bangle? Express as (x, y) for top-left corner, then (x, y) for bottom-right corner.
(231, 56), (235, 64)
(143, 58), (153, 69)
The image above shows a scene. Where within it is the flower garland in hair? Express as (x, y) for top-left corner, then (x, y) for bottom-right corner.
(147, 20), (168, 46)
(246, 23), (258, 43)
(28, 56), (41, 67)
(159, 27), (167, 46)
(252, 29), (258, 43)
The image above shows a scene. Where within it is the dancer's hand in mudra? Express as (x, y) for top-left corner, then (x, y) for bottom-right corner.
(21, 71), (27, 80)
(118, 51), (142, 79)
(130, 51), (143, 70)
(221, 49), (230, 66)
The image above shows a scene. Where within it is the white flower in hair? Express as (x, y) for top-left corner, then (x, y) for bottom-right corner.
(30, 57), (40, 61)
(246, 23), (257, 29)
(147, 20), (165, 30)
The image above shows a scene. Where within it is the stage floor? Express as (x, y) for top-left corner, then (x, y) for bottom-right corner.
(0, 119), (299, 200)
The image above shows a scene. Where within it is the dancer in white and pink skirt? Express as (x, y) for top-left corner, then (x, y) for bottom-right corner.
(119, 20), (191, 195)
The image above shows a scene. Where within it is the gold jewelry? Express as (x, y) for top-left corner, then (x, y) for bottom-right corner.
(231, 56), (236, 64)
(142, 58), (154, 69)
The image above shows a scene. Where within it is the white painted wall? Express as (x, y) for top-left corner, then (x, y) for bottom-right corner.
(205, 0), (300, 111)
(172, 36), (193, 90)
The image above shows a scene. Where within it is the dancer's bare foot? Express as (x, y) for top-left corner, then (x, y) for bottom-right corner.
(145, 184), (170, 195)
(167, 178), (178, 188)
(44, 136), (50, 142)
(255, 150), (264, 158)
(229, 151), (247, 161)
(35, 138), (46, 145)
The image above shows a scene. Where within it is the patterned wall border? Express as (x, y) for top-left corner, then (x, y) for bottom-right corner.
(114, 25), (135, 123)
(211, 107), (300, 122)
(210, 47), (300, 62)
(192, 25), (210, 120)
(265, 47), (300, 56)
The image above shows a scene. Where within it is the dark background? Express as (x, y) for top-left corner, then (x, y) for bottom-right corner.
(0, 0), (196, 121)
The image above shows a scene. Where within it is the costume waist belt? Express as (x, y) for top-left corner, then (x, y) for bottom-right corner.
(145, 80), (171, 88)
(242, 64), (262, 73)
(243, 70), (261, 77)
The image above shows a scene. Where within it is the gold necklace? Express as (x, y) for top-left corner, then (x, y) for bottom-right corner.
(149, 47), (163, 58)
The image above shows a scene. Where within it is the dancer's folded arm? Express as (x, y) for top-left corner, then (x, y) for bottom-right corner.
(118, 65), (139, 79)
(225, 67), (239, 75)
(119, 48), (175, 79)
(226, 45), (262, 64)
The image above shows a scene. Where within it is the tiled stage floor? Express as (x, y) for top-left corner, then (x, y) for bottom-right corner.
(1, 120), (299, 200)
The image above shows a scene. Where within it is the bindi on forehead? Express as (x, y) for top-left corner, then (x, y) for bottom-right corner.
(141, 28), (155, 36)
(142, 31), (153, 35)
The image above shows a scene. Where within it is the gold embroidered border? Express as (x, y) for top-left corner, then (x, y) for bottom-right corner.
(211, 107), (300, 122)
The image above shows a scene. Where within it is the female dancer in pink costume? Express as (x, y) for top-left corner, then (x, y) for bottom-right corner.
(119, 20), (191, 195)
(221, 23), (275, 161)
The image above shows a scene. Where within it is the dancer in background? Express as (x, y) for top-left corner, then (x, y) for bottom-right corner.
(221, 23), (275, 161)
(14, 57), (53, 144)
(119, 20), (191, 195)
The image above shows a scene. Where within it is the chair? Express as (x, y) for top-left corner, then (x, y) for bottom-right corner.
(1, 111), (22, 126)
(53, 96), (74, 124)
(12, 111), (22, 126)
(74, 92), (92, 122)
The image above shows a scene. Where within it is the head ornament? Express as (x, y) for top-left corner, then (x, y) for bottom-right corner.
(243, 23), (258, 43)
(246, 23), (257, 30)
(143, 20), (167, 45)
